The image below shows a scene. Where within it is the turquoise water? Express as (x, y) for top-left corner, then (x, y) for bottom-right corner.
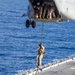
(0, 0), (75, 75)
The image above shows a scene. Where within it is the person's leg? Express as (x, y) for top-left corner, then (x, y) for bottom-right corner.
(42, 7), (46, 18)
(49, 12), (52, 19)
(39, 55), (43, 68)
(52, 11), (56, 18)
(49, 8), (56, 19)
(40, 7), (43, 19)
(36, 55), (39, 67)
(47, 9), (50, 19)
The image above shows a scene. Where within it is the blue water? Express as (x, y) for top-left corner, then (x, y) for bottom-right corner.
(0, 0), (75, 75)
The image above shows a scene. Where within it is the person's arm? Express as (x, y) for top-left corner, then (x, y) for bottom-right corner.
(37, 46), (40, 50)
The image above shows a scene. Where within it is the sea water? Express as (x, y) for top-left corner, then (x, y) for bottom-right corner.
(0, 0), (75, 75)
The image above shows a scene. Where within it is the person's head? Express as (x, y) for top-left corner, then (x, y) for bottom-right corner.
(39, 43), (42, 47)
